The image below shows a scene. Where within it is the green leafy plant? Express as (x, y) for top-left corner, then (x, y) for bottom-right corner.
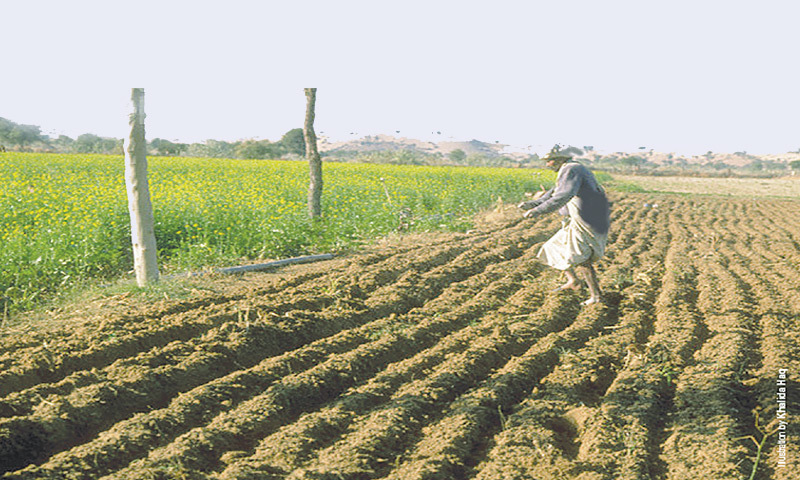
(734, 410), (780, 480)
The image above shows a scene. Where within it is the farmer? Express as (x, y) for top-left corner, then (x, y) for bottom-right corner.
(518, 146), (610, 305)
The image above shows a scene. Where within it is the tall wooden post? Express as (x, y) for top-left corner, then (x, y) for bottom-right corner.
(124, 88), (159, 286)
(304, 88), (322, 219)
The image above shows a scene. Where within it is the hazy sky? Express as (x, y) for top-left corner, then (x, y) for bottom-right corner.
(2, 0), (798, 155)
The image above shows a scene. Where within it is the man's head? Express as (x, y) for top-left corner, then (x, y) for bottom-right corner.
(542, 145), (572, 171)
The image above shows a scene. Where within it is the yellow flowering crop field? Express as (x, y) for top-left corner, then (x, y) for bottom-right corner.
(0, 152), (553, 312)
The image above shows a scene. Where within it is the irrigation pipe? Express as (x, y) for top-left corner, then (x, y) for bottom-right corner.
(215, 254), (335, 274)
(167, 253), (335, 279)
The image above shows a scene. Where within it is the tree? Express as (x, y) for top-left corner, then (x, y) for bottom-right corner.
(790, 160), (800, 171)
(304, 88), (322, 219)
(235, 139), (269, 159)
(53, 135), (74, 150)
(747, 159), (764, 171)
(448, 149), (466, 164)
(709, 161), (728, 170)
(281, 128), (306, 156)
(767, 160), (787, 171)
(620, 156), (646, 169)
(75, 134), (103, 153)
(150, 138), (186, 156)
(124, 88), (159, 286)
(186, 139), (236, 158)
(0, 117), (43, 147)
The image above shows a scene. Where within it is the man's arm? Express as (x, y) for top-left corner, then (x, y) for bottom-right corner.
(517, 187), (554, 210)
(529, 166), (581, 215)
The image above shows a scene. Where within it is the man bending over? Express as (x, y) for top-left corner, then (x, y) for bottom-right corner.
(519, 146), (610, 305)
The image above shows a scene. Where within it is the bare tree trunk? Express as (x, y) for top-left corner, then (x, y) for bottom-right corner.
(124, 88), (159, 286)
(304, 88), (322, 219)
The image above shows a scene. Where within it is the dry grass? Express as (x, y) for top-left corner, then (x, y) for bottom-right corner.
(613, 174), (800, 198)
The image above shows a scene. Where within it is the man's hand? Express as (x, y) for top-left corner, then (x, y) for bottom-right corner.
(523, 209), (539, 219)
(519, 186), (548, 211)
(531, 185), (547, 201)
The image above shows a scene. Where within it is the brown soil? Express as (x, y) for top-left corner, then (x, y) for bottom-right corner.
(1, 192), (798, 480)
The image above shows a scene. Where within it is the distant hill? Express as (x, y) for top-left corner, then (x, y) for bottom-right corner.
(320, 134), (799, 165)
(578, 150), (800, 169)
(2, 113), (797, 173)
(319, 134), (800, 173)
(319, 134), (512, 158)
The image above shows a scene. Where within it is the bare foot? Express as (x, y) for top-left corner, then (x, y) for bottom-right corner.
(552, 281), (582, 293)
(581, 297), (603, 306)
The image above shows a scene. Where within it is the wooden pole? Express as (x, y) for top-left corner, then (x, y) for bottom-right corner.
(304, 88), (322, 219)
(124, 88), (159, 286)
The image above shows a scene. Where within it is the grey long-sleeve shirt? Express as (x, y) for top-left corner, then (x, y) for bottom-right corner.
(522, 161), (610, 235)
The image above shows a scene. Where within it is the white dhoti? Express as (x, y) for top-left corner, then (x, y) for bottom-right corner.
(537, 198), (607, 271)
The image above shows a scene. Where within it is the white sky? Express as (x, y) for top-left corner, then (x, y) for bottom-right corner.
(1, 0), (798, 156)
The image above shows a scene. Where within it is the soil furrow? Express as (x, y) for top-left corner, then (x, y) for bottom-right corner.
(548, 211), (673, 480)
(2, 192), (798, 480)
(0, 242), (474, 416)
(213, 252), (550, 478)
(383, 298), (622, 480)
(221, 318), (522, 479)
(9, 253), (533, 480)
(87, 237), (545, 479)
(472, 213), (698, 480)
(656, 221), (759, 480)
(379, 202), (672, 480)
(0, 231), (543, 475)
(97, 315), (500, 478)
(720, 240), (800, 478)
(0, 265), (330, 357)
(0, 242), (475, 396)
(285, 292), (584, 480)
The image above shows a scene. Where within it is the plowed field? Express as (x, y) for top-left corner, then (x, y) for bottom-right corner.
(1, 192), (798, 480)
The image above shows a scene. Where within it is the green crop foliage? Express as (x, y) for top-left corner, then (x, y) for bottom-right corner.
(1, 152), (556, 313)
